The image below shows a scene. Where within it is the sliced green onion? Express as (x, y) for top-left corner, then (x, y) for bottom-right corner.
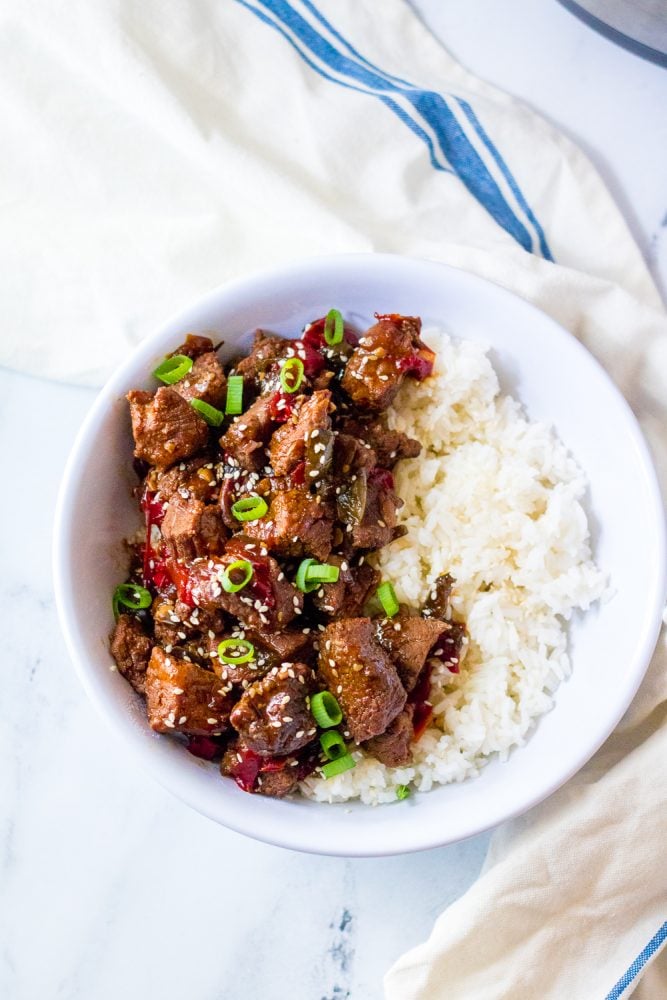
(279, 357), (305, 394)
(310, 691), (343, 728)
(305, 562), (340, 585)
(217, 638), (255, 665)
(320, 730), (347, 761)
(321, 753), (356, 778)
(295, 558), (319, 593)
(152, 354), (193, 385)
(225, 375), (244, 415)
(395, 784), (411, 801)
(323, 308), (344, 346)
(219, 559), (253, 594)
(190, 398), (224, 427)
(377, 580), (399, 618)
(231, 495), (268, 522)
(112, 583), (152, 619)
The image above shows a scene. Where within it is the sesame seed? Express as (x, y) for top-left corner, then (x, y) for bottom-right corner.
(207, 718), (218, 725)
(178, 715), (187, 724)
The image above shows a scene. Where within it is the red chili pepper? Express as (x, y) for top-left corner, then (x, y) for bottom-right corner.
(397, 347), (435, 381)
(303, 317), (358, 349)
(186, 736), (222, 761)
(291, 460), (306, 486)
(165, 558), (195, 607)
(269, 391), (296, 423)
(231, 748), (262, 792)
(369, 467), (395, 492)
(409, 664), (434, 740)
(412, 703), (434, 741)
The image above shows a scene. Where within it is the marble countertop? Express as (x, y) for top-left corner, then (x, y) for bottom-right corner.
(1, 4), (665, 999)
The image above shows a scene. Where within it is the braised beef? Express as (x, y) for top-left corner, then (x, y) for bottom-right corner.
(229, 662), (315, 756)
(127, 387), (209, 469)
(219, 394), (275, 471)
(161, 496), (227, 562)
(364, 705), (415, 767)
(145, 646), (234, 735)
(318, 618), (406, 742)
(173, 352), (227, 409)
(341, 315), (426, 412)
(376, 612), (449, 692)
(111, 312), (472, 799)
(110, 614), (152, 694)
(269, 390), (332, 476)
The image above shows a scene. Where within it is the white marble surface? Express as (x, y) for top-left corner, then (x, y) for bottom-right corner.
(1, 4), (666, 999)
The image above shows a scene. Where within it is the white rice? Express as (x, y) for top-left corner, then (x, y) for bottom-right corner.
(301, 329), (606, 805)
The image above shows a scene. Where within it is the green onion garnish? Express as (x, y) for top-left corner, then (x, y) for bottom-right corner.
(395, 784), (411, 801)
(231, 496), (268, 522)
(152, 354), (193, 385)
(320, 730), (347, 761)
(377, 581), (399, 618)
(219, 559), (253, 594)
(295, 559), (340, 592)
(306, 563), (340, 584)
(310, 691), (343, 728)
(226, 375), (244, 415)
(217, 638), (255, 665)
(112, 583), (152, 619)
(323, 308), (344, 346)
(190, 398), (224, 427)
(321, 754), (356, 779)
(295, 558), (319, 593)
(279, 357), (305, 394)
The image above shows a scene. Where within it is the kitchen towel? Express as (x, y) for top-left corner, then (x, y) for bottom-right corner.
(2, 2), (666, 997)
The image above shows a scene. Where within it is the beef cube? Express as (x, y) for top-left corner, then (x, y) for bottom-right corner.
(332, 432), (377, 476)
(242, 488), (334, 561)
(171, 334), (217, 360)
(245, 626), (314, 663)
(311, 557), (380, 619)
(187, 542), (303, 630)
(341, 316), (424, 412)
(219, 394), (275, 471)
(352, 469), (405, 550)
(338, 418), (421, 469)
(269, 390), (332, 476)
(229, 662), (315, 756)
(232, 330), (290, 393)
(161, 495), (227, 562)
(220, 739), (301, 796)
(145, 646), (234, 735)
(173, 352), (227, 409)
(110, 614), (152, 694)
(364, 705), (415, 766)
(153, 457), (218, 504)
(127, 387), (208, 470)
(318, 618), (406, 742)
(152, 596), (227, 645)
(376, 613), (449, 691)
(207, 632), (271, 688)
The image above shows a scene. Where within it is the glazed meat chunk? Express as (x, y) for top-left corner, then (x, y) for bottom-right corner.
(161, 495), (227, 562)
(187, 541), (304, 630)
(338, 417), (421, 469)
(232, 330), (290, 393)
(110, 614), (152, 694)
(352, 468), (405, 550)
(220, 738), (301, 796)
(318, 618), (406, 742)
(242, 488), (334, 562)
(127, 387), (209, 469)
(310, 557), (380, 619)
(364, 705), (415, 767)
(270, 390), (332, 476)
(173, 352), (227, 409)
(152, 456), (218, 503)
(219, 394), (275, 471)
(376, 612), (449, 692)
(172, 333), (218, 360)
(229, 662), (315, 756)
(341, 315), (428, 412)
(145, 647), (234, 735)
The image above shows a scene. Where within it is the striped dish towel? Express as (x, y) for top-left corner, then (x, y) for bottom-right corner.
(2, 3), (666, 997)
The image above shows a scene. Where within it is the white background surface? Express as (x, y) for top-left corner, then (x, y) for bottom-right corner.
(1, 3), (665, 999)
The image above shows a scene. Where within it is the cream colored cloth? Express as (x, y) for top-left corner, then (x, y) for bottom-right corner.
(2, 2), (666, 996)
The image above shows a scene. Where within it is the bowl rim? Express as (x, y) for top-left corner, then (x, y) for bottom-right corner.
(53, 252), (667, 856)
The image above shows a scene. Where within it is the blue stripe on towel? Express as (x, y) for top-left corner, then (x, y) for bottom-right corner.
(237, 0), (553, 260)
(606, 921), (667, 999)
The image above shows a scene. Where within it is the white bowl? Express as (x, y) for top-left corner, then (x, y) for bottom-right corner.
(53, 254), (666, 856)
